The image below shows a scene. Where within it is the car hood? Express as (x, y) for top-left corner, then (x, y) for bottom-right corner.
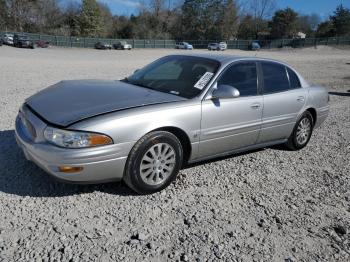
(26, 80), (186, 127)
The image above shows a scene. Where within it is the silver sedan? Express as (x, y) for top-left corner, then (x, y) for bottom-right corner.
(15, 54), (329, 194)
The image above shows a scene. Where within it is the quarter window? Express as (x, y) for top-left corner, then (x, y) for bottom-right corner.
(217, 62), (258, 96)
(261, 62), (290, 94)
(287, 68), (301, 89)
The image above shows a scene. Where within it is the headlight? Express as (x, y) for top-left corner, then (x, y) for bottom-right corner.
(44, 127), (113, 148)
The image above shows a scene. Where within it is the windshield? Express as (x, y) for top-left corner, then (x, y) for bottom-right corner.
(124, 56), (220, 99)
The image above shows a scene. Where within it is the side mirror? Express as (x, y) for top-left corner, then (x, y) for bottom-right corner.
(212, 84), (240, 99)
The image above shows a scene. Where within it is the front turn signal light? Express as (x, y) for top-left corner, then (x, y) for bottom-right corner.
(58, 166), (84, 173)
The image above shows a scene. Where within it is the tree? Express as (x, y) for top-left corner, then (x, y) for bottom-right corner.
(4, 0), (37, 31)
(220, 0), (238, 40)
(297, 14), (320, 36)
(180, 0), (238, 40)
(33, 0), (63, 34)
(62, 0), (81, 36)
(237, 15), (256, 39)
(270, 7), (298, 38)
(0, 0), (8, 30)
(330, 4), (350, 36)
(248, 0), (276, 38)
(98, 2), (113, 37)
(79, 0), (103, 37)
(150, 0), (165, 16)
(316, 20), (335, 37)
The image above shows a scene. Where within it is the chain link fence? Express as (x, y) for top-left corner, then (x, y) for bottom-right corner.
(1, 31), (350, 50)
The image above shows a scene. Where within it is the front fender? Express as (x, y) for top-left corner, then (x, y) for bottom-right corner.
(70, 100), (202, 155)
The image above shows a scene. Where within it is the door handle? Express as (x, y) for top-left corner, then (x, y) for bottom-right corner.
(297, 96), (305, 102)
(250, 103), (261, 109)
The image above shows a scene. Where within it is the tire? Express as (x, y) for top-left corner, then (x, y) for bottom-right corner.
(285, 111), (314, 150)
(124, 131), (183, 194)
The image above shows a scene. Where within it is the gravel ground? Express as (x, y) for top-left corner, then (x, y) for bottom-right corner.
(0, 45), (349, 262)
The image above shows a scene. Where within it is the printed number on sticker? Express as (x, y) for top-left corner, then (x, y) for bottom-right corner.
(194, 72), (214, 90)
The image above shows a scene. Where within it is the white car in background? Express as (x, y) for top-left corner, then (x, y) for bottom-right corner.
(113, 41), (132, 50)
(2, 33), (14, 45)
(175, 42), (193, 50)
(208, 42), (227, 51)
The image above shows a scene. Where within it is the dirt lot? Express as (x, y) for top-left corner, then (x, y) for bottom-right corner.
(0, 45), (349, 261)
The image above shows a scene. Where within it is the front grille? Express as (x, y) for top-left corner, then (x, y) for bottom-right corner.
(19, 112), (37, 140)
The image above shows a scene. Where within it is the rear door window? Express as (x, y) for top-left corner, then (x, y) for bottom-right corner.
(261, 62), (290, 94)
(287, 68), (301, 89)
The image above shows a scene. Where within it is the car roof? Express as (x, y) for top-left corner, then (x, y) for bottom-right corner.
(170, 53), (249, 64)
(169, 53), (292, 66)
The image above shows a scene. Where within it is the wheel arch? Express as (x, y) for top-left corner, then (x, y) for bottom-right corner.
(305, 107), (317, 126)
(151, 126), (192, 165)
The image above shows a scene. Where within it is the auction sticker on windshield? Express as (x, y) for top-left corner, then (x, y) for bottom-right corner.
(194, 72), (214, 90)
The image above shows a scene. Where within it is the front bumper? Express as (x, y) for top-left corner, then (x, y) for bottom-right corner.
(15, 107), (132, 183)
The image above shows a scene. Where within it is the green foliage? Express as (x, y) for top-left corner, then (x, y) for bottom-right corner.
(0, 0), (7, 29)
(0, 0), (348, 41)
(270, 7), (298, 39)
(79, 0), (103, 37)
(180, 0), (238, 40)
(330, 4), (350, 36)
(315, 4), (350, 38)
(237, 15), (256, 39)
(316, 21), (334, 38)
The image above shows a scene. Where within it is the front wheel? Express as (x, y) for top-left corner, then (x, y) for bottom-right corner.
(124, 131), (183, 194)
(285, 111), (314, 150)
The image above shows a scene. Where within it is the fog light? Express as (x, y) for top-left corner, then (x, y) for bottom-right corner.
(58, 166), (84, 173)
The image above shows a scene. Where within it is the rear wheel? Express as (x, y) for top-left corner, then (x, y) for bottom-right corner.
(285, 111), (314, 150)
(124, 131), (183, 194)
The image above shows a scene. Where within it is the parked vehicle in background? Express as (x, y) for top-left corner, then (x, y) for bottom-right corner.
(175, 42), (193, 50)
(15, 54), (329, 194)
(249, 41), (261, 51)
(113, 41), (132, 50)
(2, 33), (14, 45)
(36, 40), (50, 48)
(95, 42), (112, 50)
(208, 42), (227, 51)
(13, 34), (34, 49)
(0, 38), (2, 46)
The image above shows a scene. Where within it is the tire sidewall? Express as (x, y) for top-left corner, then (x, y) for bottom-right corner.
(126, 132), (183, 194)
(292, 112), (314, 149)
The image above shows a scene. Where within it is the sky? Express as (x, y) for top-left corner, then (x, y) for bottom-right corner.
(66, 0), (350, 18)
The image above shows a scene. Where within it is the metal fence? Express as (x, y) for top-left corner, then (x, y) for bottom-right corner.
(2, 31), (350, 50)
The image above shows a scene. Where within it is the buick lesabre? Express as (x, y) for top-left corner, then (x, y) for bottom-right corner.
(15, 54), (329, 194)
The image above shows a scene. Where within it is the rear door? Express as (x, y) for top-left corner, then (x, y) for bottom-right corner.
(258, 61), (307, 143)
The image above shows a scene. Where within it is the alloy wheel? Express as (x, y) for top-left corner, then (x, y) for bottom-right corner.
(139, 143), (176, 186)
(296, 118), (311, 145)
